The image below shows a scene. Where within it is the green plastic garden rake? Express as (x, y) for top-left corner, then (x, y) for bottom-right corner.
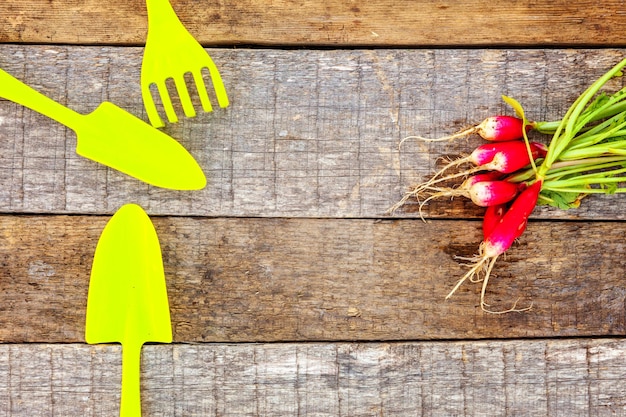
(141, 0), (229, 128)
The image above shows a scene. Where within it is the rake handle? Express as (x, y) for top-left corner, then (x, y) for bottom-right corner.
(145, 0), (183, 29)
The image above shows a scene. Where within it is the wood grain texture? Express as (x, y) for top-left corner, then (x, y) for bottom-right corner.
(2, 339), (626, 416)
(2, 214), (625, 343)
(1, 0), (626, 47)
(2, 45), (626, 219)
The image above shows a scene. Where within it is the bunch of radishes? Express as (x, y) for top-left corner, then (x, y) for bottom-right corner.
(392, 57), (626, 312)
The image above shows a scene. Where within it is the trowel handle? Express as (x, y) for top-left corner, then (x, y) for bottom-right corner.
(120, 342), (143, 417)
(0, 67), (82, 129)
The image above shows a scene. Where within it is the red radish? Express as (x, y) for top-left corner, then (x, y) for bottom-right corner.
(468, 180), (519, 207)
(478, 141), (547, 173)
(469, 141), (521, 166)
(482, 203), (506, 239)
(422, 140), (544, 189)
(483, 180), (543, 258)
(428, 140), (546, 184)
(533, 141), (548, 157)
(480, 178), (535, 238)
(388, 141), (543, 215)
(460, 171), (504, 189)
(446, 179), (542, 313)
(478, 116), (532, 142)
(400, 115), (532, 143)
(395, 175), (517, 221)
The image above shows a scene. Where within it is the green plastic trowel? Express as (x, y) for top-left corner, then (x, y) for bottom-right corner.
(0, 67), (206, 190)
(86, 203), (172, 416)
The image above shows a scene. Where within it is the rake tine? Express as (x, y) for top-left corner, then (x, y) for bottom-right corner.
(174, 75), (196, 119)
(192, 70), (213, 113)
(205, 60), (229, 108)
(156, 80), (178, 124)
(142, 84), (164, 128)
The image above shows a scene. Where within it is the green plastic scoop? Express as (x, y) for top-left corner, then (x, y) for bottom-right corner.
(85, 203), (172, 417)
(0, 67), (206, 190)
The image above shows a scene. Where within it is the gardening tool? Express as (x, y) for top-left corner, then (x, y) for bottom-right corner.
(0, 67), (206, 190)
(141, 0), (229, 128)
(85, 203), (172, 417)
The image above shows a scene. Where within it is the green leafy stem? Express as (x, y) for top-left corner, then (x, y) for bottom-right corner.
(503, 57), (626, 209)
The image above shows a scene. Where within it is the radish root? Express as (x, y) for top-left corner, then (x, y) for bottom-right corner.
(448, 246), (533, 313)
(388, 161), (481, 216)
(399, 125), (480, 146)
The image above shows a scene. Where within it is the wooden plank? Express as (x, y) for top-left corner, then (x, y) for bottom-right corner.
(2, 339), (626, 416)
(2, 45), (626, 219)
(1, 214), (625, 343)
(1, 1), (626, 47)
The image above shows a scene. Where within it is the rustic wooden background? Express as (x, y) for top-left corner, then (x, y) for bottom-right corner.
(2, 1), (626, 416)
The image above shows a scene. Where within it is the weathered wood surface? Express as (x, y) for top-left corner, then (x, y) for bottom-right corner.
(2, 0), (626, 47)
(3, 2), (626, 415)
(3, 339), (626, 416)
(2, 214), (626, 343)
(2, 45), (626, 219)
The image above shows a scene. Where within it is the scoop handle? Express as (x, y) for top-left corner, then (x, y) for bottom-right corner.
(120, 341), (143, 417)
(0, 67), (82, 129)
